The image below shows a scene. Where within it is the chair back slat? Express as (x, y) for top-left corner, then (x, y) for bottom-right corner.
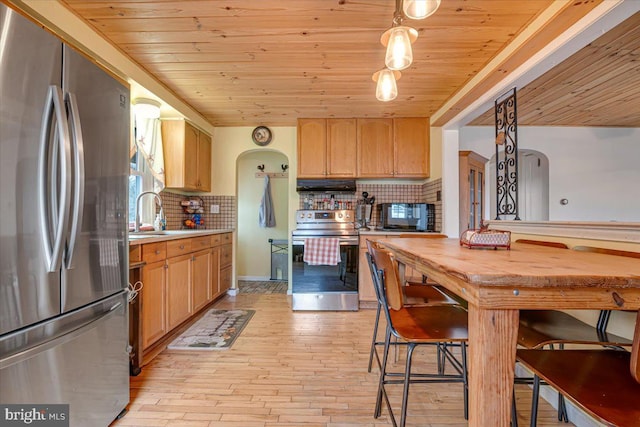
(573, 246), (640, 259)
(515, 239), (569, 249)
(367, 240), (404, 311)
(632, 311), (640, 383)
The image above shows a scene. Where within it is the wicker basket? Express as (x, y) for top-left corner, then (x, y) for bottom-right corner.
(460, 228), (511, 250)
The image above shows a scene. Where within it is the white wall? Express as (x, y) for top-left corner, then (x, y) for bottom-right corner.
(459, 126), (640, 222)
(236, 151), (289, 279)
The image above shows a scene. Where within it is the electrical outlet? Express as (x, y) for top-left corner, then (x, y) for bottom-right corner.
(210, 204), (220, 214)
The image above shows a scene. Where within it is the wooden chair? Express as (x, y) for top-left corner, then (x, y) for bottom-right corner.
(514, 241), (637, 425)
(366, 237), (459, 373)
(517, 310), (640, 427)
(367, 241), (469, 427)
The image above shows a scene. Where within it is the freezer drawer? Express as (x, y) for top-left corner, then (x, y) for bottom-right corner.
(0, 292), (129, 426)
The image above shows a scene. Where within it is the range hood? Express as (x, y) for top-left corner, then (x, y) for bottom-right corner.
(296, 179), (356, 194)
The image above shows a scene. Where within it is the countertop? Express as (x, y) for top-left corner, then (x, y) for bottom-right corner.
(128, 229), (234, 245)
(358, 230), (443, 236)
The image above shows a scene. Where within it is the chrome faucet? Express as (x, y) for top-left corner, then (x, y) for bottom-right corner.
(134, 191), (163, 232)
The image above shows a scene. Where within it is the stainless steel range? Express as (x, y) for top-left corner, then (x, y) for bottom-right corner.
(291, 210), (359, 311)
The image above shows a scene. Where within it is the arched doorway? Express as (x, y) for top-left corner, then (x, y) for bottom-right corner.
(489, 149), (549, 221)
(235, 150), (289, 281)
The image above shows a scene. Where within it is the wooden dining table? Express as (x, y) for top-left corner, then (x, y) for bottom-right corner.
(376, 237), (640, 427)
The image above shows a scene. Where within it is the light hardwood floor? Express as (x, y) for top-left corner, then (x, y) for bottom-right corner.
(113, 293), (571, 427)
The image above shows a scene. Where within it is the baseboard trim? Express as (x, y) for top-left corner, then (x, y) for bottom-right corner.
(237, 275), (271, 281)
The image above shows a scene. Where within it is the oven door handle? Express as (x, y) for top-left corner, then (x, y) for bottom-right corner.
(292, 239), (359, 246)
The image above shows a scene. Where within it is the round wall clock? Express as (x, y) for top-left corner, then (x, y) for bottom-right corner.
(252, 126), (272, 146)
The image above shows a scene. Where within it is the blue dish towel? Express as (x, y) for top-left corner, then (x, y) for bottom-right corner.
(259, 175), (276, 228)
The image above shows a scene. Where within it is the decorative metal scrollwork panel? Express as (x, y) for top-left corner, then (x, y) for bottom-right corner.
(494, 88), (520, 220)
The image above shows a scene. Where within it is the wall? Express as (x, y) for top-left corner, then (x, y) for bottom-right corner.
(236, 151), (289, 279)
(211, 126), (298, 286)
(460, 126), (640, 222)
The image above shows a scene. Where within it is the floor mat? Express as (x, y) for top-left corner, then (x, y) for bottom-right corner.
(167, 309), (255, 350)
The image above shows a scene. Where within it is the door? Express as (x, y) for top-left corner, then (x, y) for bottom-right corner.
(192, 249), (211, 312)
(357, 118), (394, 177)
(166, 254), (192, 330)
(61, 45), (130, 313)
(0, 5), (63, 334)
(327, 119), (357, 177)
(0, 292), (129, 425)
(297, 118), (327, 178)
(141, 261), (167, 349)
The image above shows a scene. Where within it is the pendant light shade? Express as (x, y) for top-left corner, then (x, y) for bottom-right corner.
(381, 26), (418, 71)
(133, 98), (161, 119)
(402, 0), (441, 20)
(372, 69), (401, 102)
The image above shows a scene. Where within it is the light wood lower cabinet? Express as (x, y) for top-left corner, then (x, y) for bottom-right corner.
(141, 260), (167, 348)
(137, 232), (233, 350)
(166, 253), (193, 330)
(192, 249), (211, 312)
(358, 247), (377, 302)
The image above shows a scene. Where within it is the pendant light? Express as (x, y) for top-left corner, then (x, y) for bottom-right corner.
(372, 69), (401, 102)
(381, 0), (418, 71)
(132, 98), (161, 119)
(381, 25), (418, 71)
(402, 0), (441, 20)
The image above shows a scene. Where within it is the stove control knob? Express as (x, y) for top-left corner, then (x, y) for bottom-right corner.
(345, 213), (350, 218)
(337, 213), (343, 219)
(307, 213), (312, 218)
(299, 213), (305, 219)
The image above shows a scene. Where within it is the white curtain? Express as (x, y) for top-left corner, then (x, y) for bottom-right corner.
(135, 116), (165, 192)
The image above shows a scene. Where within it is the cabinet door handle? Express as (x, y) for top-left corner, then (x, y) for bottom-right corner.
(155, 250), (161, 255)
(179, 245), (185, 249)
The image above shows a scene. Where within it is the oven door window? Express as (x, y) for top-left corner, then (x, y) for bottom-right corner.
(292, 243), (358, 293)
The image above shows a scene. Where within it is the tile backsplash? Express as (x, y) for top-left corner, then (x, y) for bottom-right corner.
(159, 179), (442, 232)
(159, 191), (236, 230)
(298, 179), (442, 231)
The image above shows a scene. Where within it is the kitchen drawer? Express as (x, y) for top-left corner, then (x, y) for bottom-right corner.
(129, 245), (141, 264)
(142, 242), (166, 264)
(167, 239), (192, 258)
(191, 236), (211, 251)
(220, 244), (232, 268)
(220, 233), (232, 244)
(210, 234), (222, 247)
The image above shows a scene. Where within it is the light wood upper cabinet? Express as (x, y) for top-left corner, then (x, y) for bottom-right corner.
(298, 118), (357, 178)
(162, 120), (212, 192)
(197, 132), (212, 191)
(298, 117), (429, 179)
(297, 118), (327, 178)
(394, 117), (430, 178)
(327, 119), (357, 177)
(357, 118), (394, 178)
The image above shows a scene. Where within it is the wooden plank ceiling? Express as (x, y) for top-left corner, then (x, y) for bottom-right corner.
(58, 0), (619, 127)
(470, 11), (640, 128)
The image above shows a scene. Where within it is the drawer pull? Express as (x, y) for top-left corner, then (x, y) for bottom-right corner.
(179, 245), (185, 250)
(155, 250), (161, 255)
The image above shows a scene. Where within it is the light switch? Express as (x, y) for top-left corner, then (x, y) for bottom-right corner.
(210, 204), (220, 214)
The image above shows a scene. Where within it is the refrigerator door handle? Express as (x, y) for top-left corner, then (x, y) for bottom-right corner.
(38, 85), (72, 272)
(64, 92), (85, 269)
(0, 301), (124, 370)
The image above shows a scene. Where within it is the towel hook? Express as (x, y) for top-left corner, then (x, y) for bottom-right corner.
(257, 164), (265, 172)
(281, 164), (289, 172)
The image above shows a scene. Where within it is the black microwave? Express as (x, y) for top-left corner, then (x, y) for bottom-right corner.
(377, 203), (435, 232)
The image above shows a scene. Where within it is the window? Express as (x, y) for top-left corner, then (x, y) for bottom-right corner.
(128, 129), (157, 228)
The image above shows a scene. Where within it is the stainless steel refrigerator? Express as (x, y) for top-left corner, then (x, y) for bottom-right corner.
(0, 4), (130, 425)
